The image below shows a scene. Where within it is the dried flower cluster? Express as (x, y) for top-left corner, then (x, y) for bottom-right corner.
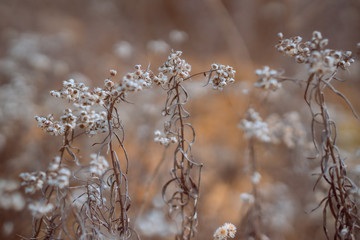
(34, 114), (67, 136)
(19, 171), (46, 194)
(254, 66), (282, 91)
(239, 192), (255, 204)
(89, 154), (109, 177)
(266, 111), (306, 149)
(275, 31), (360, 240)
(0, 179), (25, 211)
(276, 31), (354, 74)
(22, 49), (239, 240)
(121, 65), (153, 92)
(238, 108), (271, 142)
(153, 129), (177, 146)
(209, 63), (236, 90)
(21, 156), (71, 191)
(28, 201), (54, 218)
(158, 50), (191, 81)
(251, 171), (262, 185)
(213, 223), (236, 240)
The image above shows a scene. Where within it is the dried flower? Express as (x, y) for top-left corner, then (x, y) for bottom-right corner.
(154, 130), (177, 146)
(47, 156), (71, 189)
(19, 171), (46, 194)
(238, 108), (271, 142)
(209, 63), (235, 90)
(213, 226), (228, 240)
(114, 41), (133, 59)
(276, 31), (354, 75)
(254, 66), (282, 91)
(0, 179), (25, 211)
(158, 50), (191, 81)
(28, 202), (54, 218)
(169, 30), (189, 44)
(147, 40), (170, 54)
(119, 65), (153, 92)
(251, 171), (262, 184)
(89, 154), (109, 177)
(213, 223), (237, 240)
(239, 193), (255, 204)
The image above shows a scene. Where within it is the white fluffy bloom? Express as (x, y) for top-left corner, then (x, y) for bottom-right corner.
(28, 202), (54, 218)
(169, 30), (189, 44)
(238, 108), (271, 142)
(209, 63), (236, 90)
(114, 41), (133, 59)
(47, 156), (71, 189)
(89, 154), (109, 177)
(158, 50), (191, 81)
(19, 171), (46, 194)
(254, 66), (282, 91)
(213, 223), (236, 240)
(0, 179), (25, 211)
(154, 130), (177, 146)
(147, 40), (170, 54)
(276, 31), (354, 75)
(239, 192), (255, 204)
(251, 171), (262, 184)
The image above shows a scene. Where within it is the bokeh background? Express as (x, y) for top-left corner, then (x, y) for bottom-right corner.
(0, 0), (360, 239)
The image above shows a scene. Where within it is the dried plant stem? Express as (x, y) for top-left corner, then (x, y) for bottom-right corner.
(161, 76), (202, 240)
(32, 129), (72, 239)
(305, 73), (360, 240)
(248, 138), (263, 240)
(106, 98), (129, 238)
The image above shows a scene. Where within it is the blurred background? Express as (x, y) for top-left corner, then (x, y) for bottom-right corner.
(0, 0), (360, 239)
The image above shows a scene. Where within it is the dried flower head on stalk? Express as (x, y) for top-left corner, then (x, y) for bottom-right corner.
(213, 223), (236, 240)
(154, 50), (235, 239)
(276, 31), (354, 75)
(254, 66), (283, 91)
(22, 65), (158, 239)
(23, 48), (236, 240)
(276, 31), (359, 240)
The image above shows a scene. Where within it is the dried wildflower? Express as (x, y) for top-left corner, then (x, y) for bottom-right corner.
(266, 111), (306, 149)
(239, 192), (255, 204)
(147, 40), (170, 54)
(50, 79), (105, 110)
(209, 63), (235, 90)
(223, 223), (236, 238)
(254, 66), (282, 91)
(87, 185), (105, 206)
(0, 179), (25, 211)
(251, 171), (262, 184)
(213, 226), (228, 240)
(213, 223), (237, 240)
(114, 41), (133, 59)
(19, 171), (46, 194)
(59, 108), (77, 131)
(47, 156), (71, 189)
(77, 110), (108, 135)
(153, 72), (168, 86)
(153, 130), (177, 146)
(119, 65), (153, 93)
(109, 69), (117, 76)
(158, 50), (191, 81)
(35, 114), (65, 136)
(28, 201), (54, 218)
(276, 31), (354, 75)
(169, 30), (189, 44)
(238, 108), (271, 142)
(89, 154), (109, 177)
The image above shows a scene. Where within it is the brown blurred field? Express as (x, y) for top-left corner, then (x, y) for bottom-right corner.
(0, 0), (360, 239)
